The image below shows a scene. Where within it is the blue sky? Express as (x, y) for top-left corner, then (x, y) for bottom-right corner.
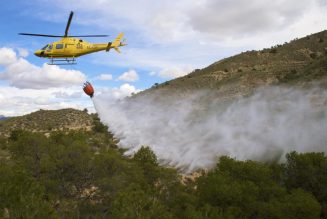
(0, 0), (326, 116)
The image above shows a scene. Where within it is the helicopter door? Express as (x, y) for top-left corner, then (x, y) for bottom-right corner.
(53, 43), (65, 56)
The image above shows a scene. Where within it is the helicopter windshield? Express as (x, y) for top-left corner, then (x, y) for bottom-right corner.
(41, 44), (48, 50)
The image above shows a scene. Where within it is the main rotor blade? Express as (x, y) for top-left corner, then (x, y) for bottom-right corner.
(19, 33), (63, 37)
(68, 35), (109, 37)
(64, 11), (74, 37)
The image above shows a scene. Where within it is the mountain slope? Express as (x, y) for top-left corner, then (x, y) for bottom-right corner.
(143, 30), (327, 99)
(0, 108), (93, 137)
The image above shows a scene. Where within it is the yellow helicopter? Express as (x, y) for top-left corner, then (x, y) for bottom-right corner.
(19, 11), (126, 65)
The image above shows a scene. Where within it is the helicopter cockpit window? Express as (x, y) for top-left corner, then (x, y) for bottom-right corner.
(56, 44), (64, 49)
(41, 45), (48, 50)
(47, 45), (53, 50)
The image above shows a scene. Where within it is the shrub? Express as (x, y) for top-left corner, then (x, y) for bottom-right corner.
(133, 146), (158, 166)
(310, 52), (317, 59)
(270, 48), (277, 54)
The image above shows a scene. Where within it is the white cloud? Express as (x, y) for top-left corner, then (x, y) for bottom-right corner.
(0, 47), (17, 66)
(45, 0), (327, 42)
(34, 97), (52, 105)
(148, 10), (193, 42)
(97, 83), (142, 100)
(117, 69), (139, 82)
(157, 66), (193, 79)
(0, 47), (86, 89)
(0, 86), (93, 116)
(53, 91), (82, 99)
(18, 48), (29, 58)
(96, 74), (113, 81)
(189, 0), (310, 38)
(113, 83), (141, 98)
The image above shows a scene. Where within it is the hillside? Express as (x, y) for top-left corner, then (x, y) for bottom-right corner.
(143, 30), (327, 99)
(0, 108), (94, 137)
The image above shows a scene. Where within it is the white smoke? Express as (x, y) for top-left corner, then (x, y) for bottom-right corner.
(93, 86), (327, 172)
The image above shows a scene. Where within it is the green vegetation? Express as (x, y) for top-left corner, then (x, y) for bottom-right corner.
(0, 125), (326, 218)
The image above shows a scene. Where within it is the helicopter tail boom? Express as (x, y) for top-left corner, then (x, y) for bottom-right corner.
(106, 33), (126, 53)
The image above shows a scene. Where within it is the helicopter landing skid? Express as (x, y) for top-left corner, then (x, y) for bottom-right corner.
(47, 58), (77, 65)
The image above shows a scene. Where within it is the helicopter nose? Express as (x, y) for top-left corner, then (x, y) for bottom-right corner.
(34, 50), (43, 57)
(34, 51), (40, 57)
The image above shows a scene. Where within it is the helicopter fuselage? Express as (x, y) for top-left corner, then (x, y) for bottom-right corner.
(34, 37), (113, 58)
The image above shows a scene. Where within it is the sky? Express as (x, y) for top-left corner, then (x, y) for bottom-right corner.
(0, 0), (326, 116)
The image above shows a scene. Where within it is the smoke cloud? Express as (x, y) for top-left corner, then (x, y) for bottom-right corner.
(93, 86), (327, 172)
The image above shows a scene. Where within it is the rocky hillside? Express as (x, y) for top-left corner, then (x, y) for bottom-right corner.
(143, 30), (327, 99)
(0, 108), (94, 137)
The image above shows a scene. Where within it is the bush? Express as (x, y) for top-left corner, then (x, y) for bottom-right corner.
(133, 146), (158, 166)
(270, 48), (277, 54)
(197, 156), (322, 218)
(310, 52), (317, 59)
(285, 151), (327, 217)
(92, 115), (108, 133)
(0, 165), (57, 218)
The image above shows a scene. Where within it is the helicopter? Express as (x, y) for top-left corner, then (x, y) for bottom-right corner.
(19, 11), (126, 65)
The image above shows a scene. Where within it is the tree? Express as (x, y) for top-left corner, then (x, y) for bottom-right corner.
(196, 156), (322, 218)
(133, 146), (161, 185)
(133, 146), (158, 166)
(9, 132), (48, 179)
(45, 132), (95, 198)
(0, 165), (57, 218)
(259, 189), (321, 219)
(9, 129), (25, 142)
(109, 184), (173, 219)
(92, 114), (108, 133)
(285, 151), (327, 217)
